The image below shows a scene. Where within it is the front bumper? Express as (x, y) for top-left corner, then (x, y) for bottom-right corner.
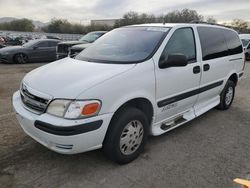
(0, 53), (12, 63)
(12, 91), (113, 154)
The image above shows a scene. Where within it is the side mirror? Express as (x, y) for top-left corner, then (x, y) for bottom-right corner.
(33, 46), (38, 50)
(159, 53), (188, 69)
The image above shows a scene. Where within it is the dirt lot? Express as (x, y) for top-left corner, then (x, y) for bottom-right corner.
(0, 62), (250, 188)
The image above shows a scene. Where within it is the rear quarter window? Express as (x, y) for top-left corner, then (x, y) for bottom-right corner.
(223, 29), (243, 55)
(198, 27), (228, 61)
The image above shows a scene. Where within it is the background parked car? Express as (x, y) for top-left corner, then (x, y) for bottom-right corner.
(240, 34), (250, 61)
(0, 43), (5, 48)
(56, 31), (107, 59)
(244, 42), (250, 60)
(68, 43), (92, 57)
(0, 39), (60, 63)
(4, 36), (23, 46)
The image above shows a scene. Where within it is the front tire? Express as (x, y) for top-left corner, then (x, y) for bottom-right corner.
(14, 53), (28, 64)
(217, 80), (235, 110)
(103, 107), (149, 164)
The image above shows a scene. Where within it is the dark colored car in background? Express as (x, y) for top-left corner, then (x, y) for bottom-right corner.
(0, 44), (5, 48)
(244, 42), (250, 60)
(56, 31), (107, 59)
(0, 39), (60, 63)
(241, 39), (250, 60)
(68, 43), (92, 57)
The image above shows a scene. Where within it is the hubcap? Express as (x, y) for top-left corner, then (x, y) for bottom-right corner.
(119, 120), (144, 155)
(225, 86), (233, 105)
(17, 54), (27, 63)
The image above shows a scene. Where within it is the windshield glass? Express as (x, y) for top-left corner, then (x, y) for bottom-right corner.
(75, 27), (169, 63)
(79, 33), (103, 43)
(22, 40), (38, 47)
(241, 39), (250, 47)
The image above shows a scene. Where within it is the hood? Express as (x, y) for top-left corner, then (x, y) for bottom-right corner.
(0, 46), (23, 53)
(23, 57), (135, 99)
(58, 41), (88, 46)
(71, 43), (91, 50)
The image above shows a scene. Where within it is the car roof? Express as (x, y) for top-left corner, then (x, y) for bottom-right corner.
(126, 23), (236, 32)
(88, 31), (107, 34)
(34, 39), (60, 42)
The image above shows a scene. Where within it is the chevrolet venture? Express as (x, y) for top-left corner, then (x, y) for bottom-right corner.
(13, 23), (245, 164)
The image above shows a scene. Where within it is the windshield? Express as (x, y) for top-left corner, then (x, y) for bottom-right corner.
(241, 39), (250, 47)
(79, 33), (103, 43)
(22, 40), (38, 47)
(75, 27), (169, 64)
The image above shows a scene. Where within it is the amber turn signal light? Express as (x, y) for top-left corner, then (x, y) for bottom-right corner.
(81, 103), (100, 116)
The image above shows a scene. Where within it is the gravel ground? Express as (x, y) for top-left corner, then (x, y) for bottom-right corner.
(0, 62), (249, 188)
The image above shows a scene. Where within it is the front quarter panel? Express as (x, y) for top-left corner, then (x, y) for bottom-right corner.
(77, 59), (157, 119)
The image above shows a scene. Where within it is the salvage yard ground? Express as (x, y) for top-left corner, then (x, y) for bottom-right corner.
(0, 62), (250, 188)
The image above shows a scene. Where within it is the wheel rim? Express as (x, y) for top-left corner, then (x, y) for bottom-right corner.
(17, 54), (27, 63)
(225, 86), (233, 105)
(119, 120), (144, 155)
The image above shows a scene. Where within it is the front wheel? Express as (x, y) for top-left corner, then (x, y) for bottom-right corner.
(103, 107), (149, 164)
(217, 80), (235, 110)
(14, 53), (28, 64)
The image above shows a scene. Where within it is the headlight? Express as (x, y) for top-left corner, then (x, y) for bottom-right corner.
(47, 99), (101, 119)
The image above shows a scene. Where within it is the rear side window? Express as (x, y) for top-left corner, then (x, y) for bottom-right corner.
(37, 41), (49, 48)
(198, 27), (228, 61)
(223, 30), (243, 55)
(162, 27), (196, 62)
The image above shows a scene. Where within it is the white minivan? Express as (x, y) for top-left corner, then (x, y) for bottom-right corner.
(13, 23), (245, 164)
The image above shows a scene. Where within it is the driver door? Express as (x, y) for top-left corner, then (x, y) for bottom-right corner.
(30, 41), (50, 62)
(154, 27), (201, 122)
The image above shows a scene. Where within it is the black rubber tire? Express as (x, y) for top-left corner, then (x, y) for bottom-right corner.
(103, 107), (149, 164)
(216, 80), (235, 110)
(14, 53), (28, 64)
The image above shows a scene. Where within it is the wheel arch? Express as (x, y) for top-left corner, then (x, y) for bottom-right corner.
(103, 96), (154, 145)
(228, 73), (238, 86)
(111, 97), (154, 125)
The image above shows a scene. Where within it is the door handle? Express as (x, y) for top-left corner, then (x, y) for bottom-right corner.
(203, 64), (210, 71)
(193, 66), (201, 74)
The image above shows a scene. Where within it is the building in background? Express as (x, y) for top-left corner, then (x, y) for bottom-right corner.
(91, 19), (119, 27)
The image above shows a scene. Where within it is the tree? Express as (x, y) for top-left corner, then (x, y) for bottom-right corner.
(0, 19), (35, 31)
(42, 19), (71, 33)
(42, 18), (113, 34)
(114, 11), (157, 27)
(206, 17), (217, 24)
(164, 9), (203, 23)
(115, 9), (204, 27)
(230, 19), (250, 33)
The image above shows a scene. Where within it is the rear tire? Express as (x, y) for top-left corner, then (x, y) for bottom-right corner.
(103, 107), (149, 164)
(14, 53), (28, 64)
(217, 80), (235, 110)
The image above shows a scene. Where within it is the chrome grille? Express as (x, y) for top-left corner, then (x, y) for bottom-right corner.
(21, 85), (49, 114)
(57, 44), (69, 54)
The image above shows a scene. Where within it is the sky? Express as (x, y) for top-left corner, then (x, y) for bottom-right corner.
(0, 0), (250, 24)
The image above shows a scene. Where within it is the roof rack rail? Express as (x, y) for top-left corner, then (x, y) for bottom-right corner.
(190, 20), (227, 27)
